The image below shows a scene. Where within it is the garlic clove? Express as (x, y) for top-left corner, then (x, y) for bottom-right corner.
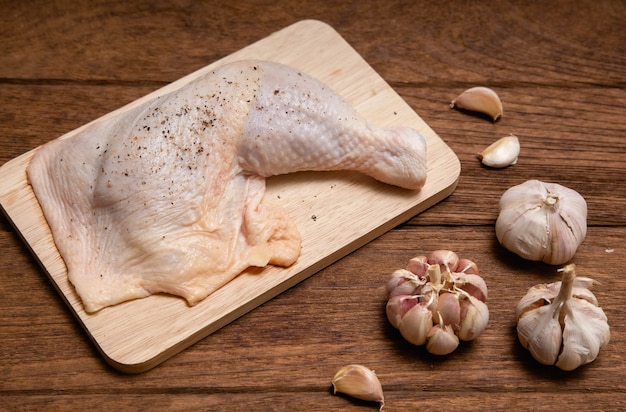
(434, 292), (461, 328)
(426, 323), (459, 355)
(573, 276), (599, 290)
(459, 295), (489, 341)
(453, 273), (488, 302)
(556, 299), (610, 371)
(427, 249), (460, 273)
(406, 255), (429, 277)
(553, 265), (610, 371)
(515, 283), (558, 319)
(450, 86), (503, 121)
(572, 282), (600, 306)
(478, 134), (520, 168)
(517, 304), (563, 366)
(456, 258), (479, 275)
(332, 364), (385, 410)
(398, 301), (433, 346)
(386, 295), (414, 330)
(386, 269), (419, 298)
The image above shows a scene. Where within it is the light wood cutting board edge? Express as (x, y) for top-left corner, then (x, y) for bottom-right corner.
(0, 20), (461, 373)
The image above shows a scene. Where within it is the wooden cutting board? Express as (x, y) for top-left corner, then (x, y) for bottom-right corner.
(0, 20), (460, 373)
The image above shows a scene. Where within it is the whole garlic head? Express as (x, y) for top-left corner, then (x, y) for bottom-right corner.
(495, 180), (587, 265)
(516, 264), (610, 371)
(385, 250), (489, 355)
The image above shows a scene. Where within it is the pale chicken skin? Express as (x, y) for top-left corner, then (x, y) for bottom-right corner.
(27, 60), (427, 313)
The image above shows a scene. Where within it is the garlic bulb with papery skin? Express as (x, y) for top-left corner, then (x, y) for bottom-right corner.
(516, 264), (610, 371)
(495, 180), (587, 265)
(385, 250), (489, 355)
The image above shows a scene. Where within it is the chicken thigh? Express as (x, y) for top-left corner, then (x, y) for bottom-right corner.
(27, 60), (427, 312)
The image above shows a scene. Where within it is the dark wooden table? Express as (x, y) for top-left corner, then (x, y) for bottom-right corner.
(2, 1), (625, 410)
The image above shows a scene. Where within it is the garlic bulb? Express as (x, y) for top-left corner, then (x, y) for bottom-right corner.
(495, 180), (587, 265)
(385, 250), (489, 355)
(332, 364), (385, 410)
(516, 264), (610, 371)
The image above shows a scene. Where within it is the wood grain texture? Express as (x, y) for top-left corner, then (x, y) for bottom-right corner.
(1, 0), (625, 410)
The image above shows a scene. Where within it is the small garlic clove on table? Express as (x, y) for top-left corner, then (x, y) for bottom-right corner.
(332, 364), (385, 410)
(451, 86), (503, 121)
(478, 134), (520, 168)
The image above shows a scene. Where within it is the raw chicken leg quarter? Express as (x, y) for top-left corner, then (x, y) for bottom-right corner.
(27, 60), (427, 313)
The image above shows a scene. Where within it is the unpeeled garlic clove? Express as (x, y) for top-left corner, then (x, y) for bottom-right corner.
(517, 304), (563, 365)
(332, 364), (385, 410)
(456, 258), (479, 275)
(386, 294), (416, 330)
(428, 249), (460, 273)
(450, 86), (503, 121)
(405, 255), (430, 277)
(434, 292), (461, 327)
(426, 322), (459, 355)
(458, 295), (490, 341)
(386, 269), (420, 298)
(453, 273), (488, 302)
(478, 134), (520, 168)
(398, 301), (433, 346)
